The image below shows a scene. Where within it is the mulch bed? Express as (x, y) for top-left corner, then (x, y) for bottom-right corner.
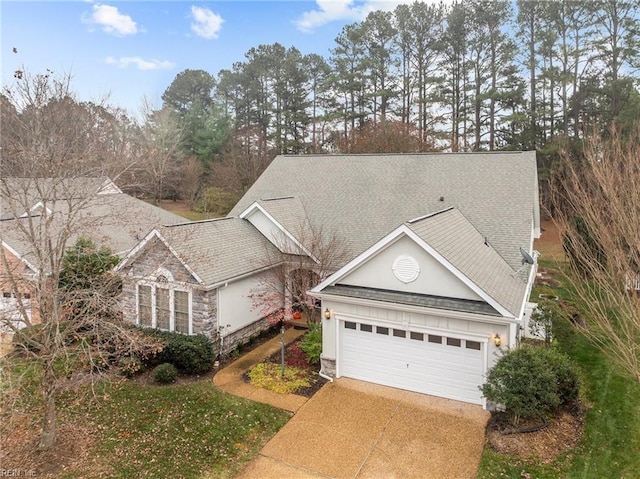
(242, 337), (328, 398)
(486, 404), (586, 463)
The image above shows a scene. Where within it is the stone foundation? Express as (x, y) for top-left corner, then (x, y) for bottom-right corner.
(320, 356), (336, 378)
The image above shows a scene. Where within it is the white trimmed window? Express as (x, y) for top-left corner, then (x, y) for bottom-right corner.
(136, 272), (192, 334)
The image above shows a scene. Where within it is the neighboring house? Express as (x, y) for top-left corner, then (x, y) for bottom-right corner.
(118, 151), (539, 407)
(0, 177), (185, 328)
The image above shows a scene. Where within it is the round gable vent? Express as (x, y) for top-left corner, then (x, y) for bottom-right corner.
(392, 255), (420, 283)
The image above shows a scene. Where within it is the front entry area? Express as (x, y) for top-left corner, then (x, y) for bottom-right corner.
(338, 319), (486, 405)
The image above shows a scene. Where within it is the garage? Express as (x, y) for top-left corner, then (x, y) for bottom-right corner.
(338, 318), (486, 405)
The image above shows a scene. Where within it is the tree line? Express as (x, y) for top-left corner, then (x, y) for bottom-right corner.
(3, 0), (639, 212)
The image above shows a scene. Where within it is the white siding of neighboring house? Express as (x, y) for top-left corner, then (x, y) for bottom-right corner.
(338, 235), (483, 302)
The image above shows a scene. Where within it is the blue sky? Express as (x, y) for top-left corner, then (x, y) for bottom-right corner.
(1, 0), (420, 115)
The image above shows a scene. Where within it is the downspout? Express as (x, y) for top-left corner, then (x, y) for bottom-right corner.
(319, 368), (334, 382)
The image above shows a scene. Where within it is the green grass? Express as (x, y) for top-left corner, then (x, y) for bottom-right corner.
(63, 380), (290, 478)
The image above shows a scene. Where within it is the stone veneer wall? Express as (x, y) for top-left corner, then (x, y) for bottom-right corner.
(320, 356), (336, 378)
(219, 317), (270, 356)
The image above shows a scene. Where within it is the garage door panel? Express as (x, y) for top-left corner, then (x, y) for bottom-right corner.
(340, 320), (485, 405)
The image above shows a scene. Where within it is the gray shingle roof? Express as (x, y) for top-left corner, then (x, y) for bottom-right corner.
(1, 187), (185, 270)
(157, 218), (280, 287)
(229, 151), (539, 271)
(406, 208), (528, 317)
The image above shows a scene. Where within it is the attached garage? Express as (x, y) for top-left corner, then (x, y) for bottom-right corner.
(310, 207), (536, 409)
(338, 318), (486, 405)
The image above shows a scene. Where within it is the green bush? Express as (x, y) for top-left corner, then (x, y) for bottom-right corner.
(144, 330), (215, 375)
(480, 345), (579, 425)
(152, 363), (178, 384)
(542, 347), (580, 405)
(299, 323), (322, 364)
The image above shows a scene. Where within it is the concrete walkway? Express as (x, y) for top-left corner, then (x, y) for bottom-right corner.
(212, 326), (309, 413)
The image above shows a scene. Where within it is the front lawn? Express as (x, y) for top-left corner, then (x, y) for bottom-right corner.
(1, 373), (291, 478)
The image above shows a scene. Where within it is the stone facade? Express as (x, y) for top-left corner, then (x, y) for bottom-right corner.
(118, 235), (272, 357)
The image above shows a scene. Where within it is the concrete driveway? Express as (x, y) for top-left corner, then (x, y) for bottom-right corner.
(236, 377), (489, 479)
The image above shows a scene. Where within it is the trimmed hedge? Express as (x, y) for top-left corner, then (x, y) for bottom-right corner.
(143, 330), (215, 375)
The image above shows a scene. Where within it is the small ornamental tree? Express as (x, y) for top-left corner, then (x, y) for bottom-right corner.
(480, 345), (579, 426)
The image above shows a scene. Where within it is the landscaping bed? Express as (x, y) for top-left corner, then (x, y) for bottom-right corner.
(243, 336), (328, 398)
(486, 406), (585, 464)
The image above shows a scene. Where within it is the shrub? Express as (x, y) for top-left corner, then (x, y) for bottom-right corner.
(480, 345), (580, 425)
(299, 323), (322, 364)
(152, 363), (178, 384)
(541, 347), (580, 405)
(143, 330), (215, 375)
(12, 324), (46, 353)
(285, 342), (310, 369)
(530, 299), (560, 346)
(119, 356), (144, 378)
(248, 362), (312, 394)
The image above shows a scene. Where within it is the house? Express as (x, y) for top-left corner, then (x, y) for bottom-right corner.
(116, 218), (283, 354)
(0, 177), (184, 329)
(118, 151), (539, 407)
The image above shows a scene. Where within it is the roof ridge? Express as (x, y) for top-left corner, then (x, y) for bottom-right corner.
(164, 217), (235, 227)
(407, 207), (455, 224)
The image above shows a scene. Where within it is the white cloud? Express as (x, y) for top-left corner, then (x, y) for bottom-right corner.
(190, 6), (224, 39)
(105, 56), (175, 71)
(85, 4), (139, 36)
(295, 0), (437, 33)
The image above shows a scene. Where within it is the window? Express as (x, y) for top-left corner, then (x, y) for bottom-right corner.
(376, 326), (389, 335)
(345, 321), (357, 330)
(410, 331), (424, 341)
(360, 324), (373, 333)
(393, 329), (406, 338)
(428, 334), (442, 344)
(138, 285), (152, 326)
(156, 287), (170, 330)
(174, 290), (189, 334)
(446, 337), (461, 347)
(137, 279), (191, 334)
(466, 340), (481, 350)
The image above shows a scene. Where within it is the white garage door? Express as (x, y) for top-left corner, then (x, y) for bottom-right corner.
(339, 320), (485, 405)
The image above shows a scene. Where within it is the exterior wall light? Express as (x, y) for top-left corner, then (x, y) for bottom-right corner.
(324, 308), (332, 320)
(494, 334), (502, 347)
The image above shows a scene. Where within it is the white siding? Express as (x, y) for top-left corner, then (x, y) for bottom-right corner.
(339, 236), (482, 301)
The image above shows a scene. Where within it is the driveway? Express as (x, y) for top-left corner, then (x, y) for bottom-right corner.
(236, 377), (489, 479)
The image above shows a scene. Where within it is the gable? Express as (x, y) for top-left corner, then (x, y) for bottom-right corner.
(339, 234), (483, 302)
(123, 235), (200, 285)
